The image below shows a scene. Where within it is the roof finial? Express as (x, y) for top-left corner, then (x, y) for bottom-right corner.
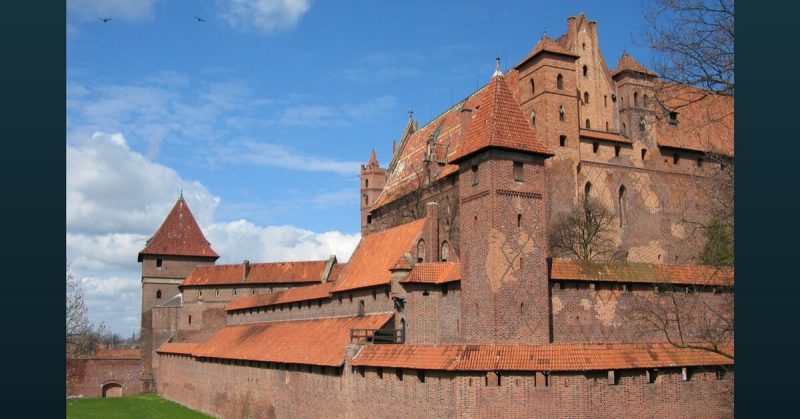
(542, 29), (548, 39)
(493, 57), (502, 78)
(179, 187), (184, 201)
(408, 109), (414, 120)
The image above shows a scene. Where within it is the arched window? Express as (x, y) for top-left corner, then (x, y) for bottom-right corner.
(584, 91), (589, 104)
(583, 65), (588, 77)
(156, 290), (162, 299)
(585, 182), (593, 201)
(639, 117), (646, 133)
(556, 74), (563, 90)
(441, 241), (450, 262)
(634, 92), (639, 107)
(530, 78), (535, 94)
(559, 105), (565, 122)
(585, 119), (591, 129)
(618, 185), (626, 227)
(530, 111), (536, 127)
(417, 239), (426, 263)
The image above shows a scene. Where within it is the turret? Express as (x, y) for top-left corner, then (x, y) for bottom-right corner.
(611, 52), (657, 141)
(360, 150), (387, 234)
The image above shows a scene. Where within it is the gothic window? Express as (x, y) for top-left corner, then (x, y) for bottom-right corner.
(513, 161), (523, 182)
(530, 78), (535, 94)
(615, 145), (620, 156)
(364, 194), (368, 205)
(365, 179), (369, 188)
(641, 148), (647, 160)
(592, 142), (599, 153)
(559, 135), (566, 147)
(417, 239), (426, 263)
(156, 290), (162, 299)
(440, 241), (450, 262)
(557, 74), (563, 90)
(585, 182), (593, 201)
(559, 105), (565, 122)
(639, 117), (646, 133)
(471, 165), (479, 185)
(634, 92), (639, 107)
(583, 65), (588, 77)
(618, 185), (626, 227)
(156, 258), (162, 270)
(585, 119), (591, 129)
(584, 91), (589, 104)
(530, 111), (536, 127)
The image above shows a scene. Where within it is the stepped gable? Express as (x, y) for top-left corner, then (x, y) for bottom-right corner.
(610, 52), (656, 78)
(401, 262), (461, 285)
(550, 258), (734, 286)
(371, 88), (486, 211)
(182, 260), (328, 286)
(137, 196), (219, 261)
(332, 219), (426, 293)
(352, 342), (733, 372)
(191, 313), (394, 367)
(514, 34), (579, 69)
(225, 282), (335, 312)
(450, 73), (552, 163)
(654, 83), (734, 156)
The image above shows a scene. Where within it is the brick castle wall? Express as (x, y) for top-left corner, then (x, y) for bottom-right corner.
(67, 356), (141, 398)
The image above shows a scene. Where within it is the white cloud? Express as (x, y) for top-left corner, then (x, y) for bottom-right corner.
(67, 233), (148, 273)
(312, 189), (357, 207)
(210, 140), (361, 176)
(222, 0), (310, 34)
(68, 0), (157, 21)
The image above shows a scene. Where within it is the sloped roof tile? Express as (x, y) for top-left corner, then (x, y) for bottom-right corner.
(401, 262), (461, 284)
(515, 35), (580, 69)
(182, 260), (328, 286)
(138, 197), (219, 261)
(611, 53), (657, 78)
(550, 258), (733, 286)
(225, 282), (335, 311)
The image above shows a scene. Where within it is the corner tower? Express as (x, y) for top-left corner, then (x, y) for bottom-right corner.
(137, 194), (218, 391)
(451, 64), (554, 344)
(360, 150), (387, 234)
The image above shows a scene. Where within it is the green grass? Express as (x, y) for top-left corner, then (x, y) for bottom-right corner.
(67, 393), (213, 419)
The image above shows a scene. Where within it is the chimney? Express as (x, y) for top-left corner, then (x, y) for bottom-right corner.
(242, 260), (251, 282)
(425, 201), (439, 262)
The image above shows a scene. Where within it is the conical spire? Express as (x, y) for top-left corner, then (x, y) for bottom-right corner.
(137, 196), (219, 261)
(368, 149), (379, 167)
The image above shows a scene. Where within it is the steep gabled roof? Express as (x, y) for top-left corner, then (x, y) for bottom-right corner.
(182, 260), (328, 286)
(138, 196), (219, 261)
(450, 74), (552, 163)
(611, 52), (656, 78)
(514, 35), (579, 69)
(654, 83), (734, 156)
(332, 219), (426, 293)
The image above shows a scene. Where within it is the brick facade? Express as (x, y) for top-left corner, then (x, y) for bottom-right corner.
(67, 351), (141, 398)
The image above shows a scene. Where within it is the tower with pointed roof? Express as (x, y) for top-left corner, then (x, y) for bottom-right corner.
(137, 195), (218, 391)
(612, 52), (657, 142)
(360, 149), (387, 234)
(450, 67), (554, 344)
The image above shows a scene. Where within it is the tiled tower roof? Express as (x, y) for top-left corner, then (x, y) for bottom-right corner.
(515, 35), (579, 68)
(137, 196), (219, 261)
(611, 52), (656, 78)
(450, 73), (552, 163)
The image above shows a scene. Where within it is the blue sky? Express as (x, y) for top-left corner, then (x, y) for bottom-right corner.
(67, 0), (655, 337)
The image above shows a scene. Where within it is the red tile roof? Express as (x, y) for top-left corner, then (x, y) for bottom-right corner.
(225, 282), (335, 311)
(654, 84), (734, 156)
(579, 129), (631, 144)
(550, 258), (733, 286)
(332, 219), (426, 293)
(182, 260), (328, 286)
(450, 74), (552, 163)
(390, 254), (413, 271)
(401, 262), (461, 285)
(138, 197), (219, 261)
(610, 53), (657, 78)
(352, 342), (732, 372)
(327, 263), (348, 282)
(156, 343), (201, 356)
(515, 35), (580, 68)
(193, 313), (393, 367)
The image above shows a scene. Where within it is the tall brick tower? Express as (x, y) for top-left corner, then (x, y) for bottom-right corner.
(137, 194), (218, 391)
(451, 63), (554, 344)
(360, 150), (387, 234)
(611, 52), (657, 142)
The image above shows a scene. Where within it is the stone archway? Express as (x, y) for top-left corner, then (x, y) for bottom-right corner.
(101, 381), (123, 398)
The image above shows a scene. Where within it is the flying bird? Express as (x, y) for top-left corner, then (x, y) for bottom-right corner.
(195, 16), (206, 22)
(100, 18), (112, 23)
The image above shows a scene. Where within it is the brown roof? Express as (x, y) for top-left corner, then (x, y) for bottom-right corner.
(579, 129), (631, 144)
(515, 35), (580, 68)
(401, 262), (461, 284)
(225, 282), (335, 311)
(332, 219), (426, 293)
(182, 260), (328, 286)
(654, 84), (734, 156)
(328, 263), (348, 282)
(138, 196), (219, 261)
(156, 343), (201, 356)
(193, 313), (393, 366)
(550, 258), (733, 286)
(352, 342), (733, 372)
(610, 53), (656, 78)
(450, 74), (552, 163)
(390, 254), (413, 271)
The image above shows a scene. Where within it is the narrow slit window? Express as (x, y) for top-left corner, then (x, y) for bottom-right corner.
(584, 91), (589, 104)
(585, 119), (591, 129)
(559, 135), (566, 147)
(557, 74), (563, 90)
(471, 165), (479, 185)
(513, 161), (523, 182)
(517, 213), (522, 228)
(592, 142), (599, 154)
(614, 145), (620, 157)
(559, 105), (565, 122)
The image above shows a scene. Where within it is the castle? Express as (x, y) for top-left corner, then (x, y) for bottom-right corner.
(83, 13), (735, 417)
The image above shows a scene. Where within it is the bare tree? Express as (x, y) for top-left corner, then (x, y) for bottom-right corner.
(550, 196), (617, 260)
(66, 263), (91, 350)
